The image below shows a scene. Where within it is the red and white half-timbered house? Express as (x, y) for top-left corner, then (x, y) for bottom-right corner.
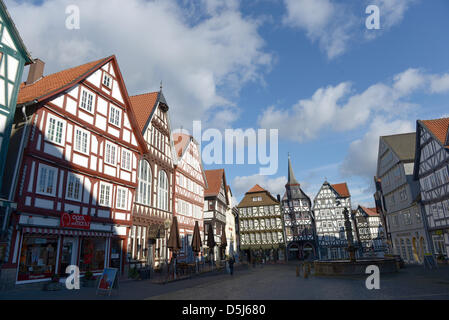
(173, 133), (207, 263)
(3, 56), (146, 285)
(128, 90), (175, 268)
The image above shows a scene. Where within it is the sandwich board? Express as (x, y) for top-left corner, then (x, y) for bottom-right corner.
(96, 268), (119, 296)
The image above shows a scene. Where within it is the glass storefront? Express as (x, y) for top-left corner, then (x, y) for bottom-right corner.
(79, 238), (106, 272)
(18, 236), (58, 281)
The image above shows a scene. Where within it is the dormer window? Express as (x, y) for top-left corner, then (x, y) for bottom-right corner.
(103, 73), (112, 89)
(252, 196), (262, 202)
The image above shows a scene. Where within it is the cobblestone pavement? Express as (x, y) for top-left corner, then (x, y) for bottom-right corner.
(1, 263), (448, 300)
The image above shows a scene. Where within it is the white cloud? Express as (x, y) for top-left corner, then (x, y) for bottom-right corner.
(283, 0), (417, 58)
(283, 0), (354, 59)
(430, 74), (449, 94)
(372, 0), (416, 29)
(9, 0), (271, 129)
(340, 116), (414, 178)
(232, 174), (286, 202)
(258, 68), (449, 143)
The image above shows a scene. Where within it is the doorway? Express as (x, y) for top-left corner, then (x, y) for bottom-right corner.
(60, 237), (78, 275)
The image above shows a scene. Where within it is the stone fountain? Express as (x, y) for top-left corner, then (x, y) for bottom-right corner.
(314, 208), (398, 276)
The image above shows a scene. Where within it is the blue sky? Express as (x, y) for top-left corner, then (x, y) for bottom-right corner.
(8, 0), (449, 206)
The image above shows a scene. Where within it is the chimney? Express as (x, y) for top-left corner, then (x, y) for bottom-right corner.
(26, 59), (45, 85)
(277, 194), (281, 202)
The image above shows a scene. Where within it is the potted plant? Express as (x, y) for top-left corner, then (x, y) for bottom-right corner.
(43, 275), (62, 291)
(82, 270), (97, 287)
(436, 254), (447, 265)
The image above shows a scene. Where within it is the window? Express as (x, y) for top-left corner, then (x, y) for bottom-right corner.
(158, 171), (169, 211)
(37, 164), (58, 196)
(46, 114), (65, 146)
(80, 88), (94, 113)
(66, 173), (82, 201)
(105, 142), (117, 165)
(74, 127), (89, 154)
(109, 105), (121, 127)
(103, 73), (112, 88)
(403, 211), (412, 225)
(99, 182), (112, 207)
(252, 196), (262, 202)
(116, 187), (128, 210)
(121, 149), (132, 171)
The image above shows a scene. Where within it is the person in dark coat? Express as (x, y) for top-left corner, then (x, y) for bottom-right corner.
(228, 255), (235, 276)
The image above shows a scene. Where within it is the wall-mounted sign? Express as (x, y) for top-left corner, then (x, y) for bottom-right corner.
(61, 213), (91, 230)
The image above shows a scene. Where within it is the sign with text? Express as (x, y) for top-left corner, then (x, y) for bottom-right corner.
(61, 213), (91, 230)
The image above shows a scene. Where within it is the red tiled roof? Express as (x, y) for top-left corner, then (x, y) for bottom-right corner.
(361, 206), (379, 217)
(332, 183), (350, 198)
(204, 169), (226, 197)
(173, 133), (191, 157)
(129, 92), (159, 132)
(18, 56), (112, 105)
(422, 117), (449, 149)
(247, 184), (265, 193)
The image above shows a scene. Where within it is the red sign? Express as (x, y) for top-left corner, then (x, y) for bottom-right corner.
(61, 213), (91, 230)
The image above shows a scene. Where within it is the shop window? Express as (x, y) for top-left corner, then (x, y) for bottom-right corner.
(79, 238), (106, 272)
(18, 236), (58, 281)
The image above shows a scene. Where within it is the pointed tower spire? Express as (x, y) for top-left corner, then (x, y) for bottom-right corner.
(287, 154), (300, 186)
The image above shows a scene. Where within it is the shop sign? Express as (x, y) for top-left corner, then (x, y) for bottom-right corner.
(61, 213), (91, 230)
(435, 230), (444, 235)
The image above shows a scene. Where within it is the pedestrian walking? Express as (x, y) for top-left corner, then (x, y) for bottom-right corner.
(228, 255), (235, 276)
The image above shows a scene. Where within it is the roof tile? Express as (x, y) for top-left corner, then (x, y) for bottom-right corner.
(331, 183), (350, 198)
(422, 117), (449, 149)
(18, 57), (111, 105)
(129, 92), (159, 133)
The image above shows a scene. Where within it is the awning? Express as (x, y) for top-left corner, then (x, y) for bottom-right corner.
(22, 227), (113, 237)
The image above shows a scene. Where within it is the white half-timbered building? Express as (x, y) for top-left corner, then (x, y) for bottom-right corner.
(173, 133), (206, 263)
(204, 169), (229, 262)
(282, 156), (317, 261)
(2, 56), (146, 286)
(238, 185), (285, 263)
(353, 206), (386, 256)
(128, 90), (176, 269)
(313, 182), (358, 260)
(414, 118), (449, 259)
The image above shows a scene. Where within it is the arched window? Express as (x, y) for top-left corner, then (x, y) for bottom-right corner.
(137, 160), (152, 205)
(158, 170), (169, 211)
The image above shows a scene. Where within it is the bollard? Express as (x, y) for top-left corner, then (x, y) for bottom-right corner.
(304, 263), (309, 279)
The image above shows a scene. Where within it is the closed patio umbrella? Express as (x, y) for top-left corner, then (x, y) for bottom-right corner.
(167, 216), (181, 279)
(221, 225), (227, 260)
(206, 224), (215, 268)
(191, 221), (202, 273)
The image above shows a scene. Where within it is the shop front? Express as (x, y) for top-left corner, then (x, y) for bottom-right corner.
(17, 227), (113, 284)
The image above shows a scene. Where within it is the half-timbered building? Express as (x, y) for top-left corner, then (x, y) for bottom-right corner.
(414, 118), (449, 259)
(173, 133), (206, 263)
(238, 185), (285, 263)
(0, 0), (33, 279)
(353, 206), (386, 256)
(282, 156), (317, 260)
(225, 186), (237, 257)
(2, 56), (146, 286)
(203, 169), (229, 262)
(313, 182), (357, 260)
(128, 90), (176, 269)
(377, 132), (429, 264)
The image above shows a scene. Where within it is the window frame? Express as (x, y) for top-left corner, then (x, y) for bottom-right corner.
(116, 186), (128, 210)
(98, 182), (113, 207)
(137, 160), (152, 206)
(73, 126), (90, 155)
(36, 164), (58, 197)
(65, 172), (83, 202)
(103, 73), (112, 89)
(45, 114), (66, 147)
(104, 141), (117, 166)
(80, 87), (95, 114)
(109, 104), (122, 128)
(121, 148), (132, 171)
